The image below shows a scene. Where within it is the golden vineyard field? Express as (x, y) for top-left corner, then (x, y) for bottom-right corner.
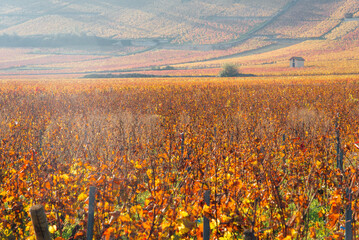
(1, 76), (359, 239)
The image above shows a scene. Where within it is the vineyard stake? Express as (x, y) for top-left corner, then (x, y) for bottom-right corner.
(336, 121), (353, 240)
(336, 121), (343, 171)
(87, 186), (96, 240)
(180, 132), (184, 160)
(30, 204), (51, 240)
(345, 188), (353, 240)
(203, 190), (210, 240)
(282, 134), (287, 172)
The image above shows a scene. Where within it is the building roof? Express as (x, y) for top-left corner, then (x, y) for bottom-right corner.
(290, 57), (305, 61)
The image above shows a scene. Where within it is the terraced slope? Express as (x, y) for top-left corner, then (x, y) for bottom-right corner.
(257, 0), (359, 39)
(0, 0), (289, 44)
(0, 0), (358, 76)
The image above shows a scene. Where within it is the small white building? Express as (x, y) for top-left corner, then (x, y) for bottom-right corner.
(290, 57), (305, 68)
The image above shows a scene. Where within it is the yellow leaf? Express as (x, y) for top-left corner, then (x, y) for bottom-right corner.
(210, 219), (220, 230)
(61, 174), (70, 181)
(316, 160), (321, 167)
(179, 210), (189, 218)
(146, 169), (152, 178)
(49, 225), (57, 233)
(219, 231), (233, 240)
(78, 193), (87, 201)
(220, 214), (231, 222)
(161, 219), (171, 230)
(178, 222), (190, 235)
(203, 205), (211, 218)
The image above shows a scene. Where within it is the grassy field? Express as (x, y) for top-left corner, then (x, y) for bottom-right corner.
(1, 75), (359, 239)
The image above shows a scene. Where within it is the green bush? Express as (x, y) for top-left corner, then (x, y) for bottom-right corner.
(219, 63), (240, 77)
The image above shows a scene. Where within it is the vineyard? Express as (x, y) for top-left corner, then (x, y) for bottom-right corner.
(1, 76), (359, 239)
(0, 37), (273, 76)
(175, 30), (359, 78)
(0, 0), (289, 45)
(257, 0), (358, 39)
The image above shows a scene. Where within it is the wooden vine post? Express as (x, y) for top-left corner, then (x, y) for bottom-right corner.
(87, 186), (96, 240)
(203, 190), (210, 240)
(180, 132), (185, 160)
(336, 120), (353, 240)
(345, 189), (353, 240)
(29, 204), (51, 240)
(336, 121), (343, 172)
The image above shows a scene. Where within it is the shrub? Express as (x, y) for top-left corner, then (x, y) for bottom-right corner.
(163, 65), (175, 70)
(219, 63), (240, 77)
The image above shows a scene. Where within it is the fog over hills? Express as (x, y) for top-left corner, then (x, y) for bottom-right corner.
(1, 0), (358, 45)
(0, 0), (358, 76)
(1, 0), (358, 46)
(0, 0), (289, 42)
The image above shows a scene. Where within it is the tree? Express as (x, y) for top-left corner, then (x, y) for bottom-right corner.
(219, 63), (240, 77)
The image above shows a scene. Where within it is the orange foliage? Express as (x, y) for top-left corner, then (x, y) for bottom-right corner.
(0, 77), (359, 239)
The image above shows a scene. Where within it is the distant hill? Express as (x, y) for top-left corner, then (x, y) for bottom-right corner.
(1, 0), (358, 45)
(0, 0), (358, 76)
(0, 0), (289, 44)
